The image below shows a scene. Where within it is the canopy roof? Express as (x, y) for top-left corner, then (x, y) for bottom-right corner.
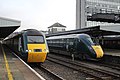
(0, 17), (20, 38)
(46, 26), (120, 37)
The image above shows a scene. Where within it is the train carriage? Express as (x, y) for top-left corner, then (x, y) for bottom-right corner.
(3, 29), (49, 63)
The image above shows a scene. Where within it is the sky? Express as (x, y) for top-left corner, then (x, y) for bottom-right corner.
(0, 0), (76, 31)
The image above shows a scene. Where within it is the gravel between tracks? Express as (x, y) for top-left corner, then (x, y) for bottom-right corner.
(47, 55), (118, 80)
(40, 60), (94, 80)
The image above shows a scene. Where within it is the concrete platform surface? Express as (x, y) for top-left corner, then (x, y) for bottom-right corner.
(104, 49), (120, 56)
(0, 44), (42, 80)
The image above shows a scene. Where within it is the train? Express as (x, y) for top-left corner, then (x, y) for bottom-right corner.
(47, 34), (104, 60)
(3, 29), (49, 63)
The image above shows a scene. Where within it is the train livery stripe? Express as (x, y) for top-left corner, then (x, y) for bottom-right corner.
(1, 46), (13, 80)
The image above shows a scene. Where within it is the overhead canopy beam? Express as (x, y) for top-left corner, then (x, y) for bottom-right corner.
(0, 17), (21, 39)
(46, 26), (120, 37)
(0, 26), (20, 38)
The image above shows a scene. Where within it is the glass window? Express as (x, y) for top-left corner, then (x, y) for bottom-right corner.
(62, 29), (65, 31)
(81, 36), (95, 45)
(86, 37), (94, 45)
(27, 36), (44, 43)
(53, 28), (57, 32)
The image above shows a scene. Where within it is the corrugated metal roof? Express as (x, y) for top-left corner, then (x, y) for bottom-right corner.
(0, 17), (20, 38)
(0, 17), (21, 27)
(0, 26), (20, 38)
(46, 26), (120, 37)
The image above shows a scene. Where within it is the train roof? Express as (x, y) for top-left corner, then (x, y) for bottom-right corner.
(4, 29), (44, 40)
(21, 29), (43, 35)
(47, 34), (90, 40)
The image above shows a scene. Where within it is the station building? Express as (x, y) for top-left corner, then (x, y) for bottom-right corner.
(76, 0), (120, 29)
(48, 22), (66, 34)
(86, 0), (120, 27)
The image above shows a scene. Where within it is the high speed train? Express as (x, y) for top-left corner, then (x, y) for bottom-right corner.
(3, 29), (49, 63)
(47, 34), (104, 60)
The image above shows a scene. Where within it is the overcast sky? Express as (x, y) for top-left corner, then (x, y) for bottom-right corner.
(0, 0), (76, 31)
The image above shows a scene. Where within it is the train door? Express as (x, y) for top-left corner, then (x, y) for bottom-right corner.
(18, 37), (25, 56)
(74, 38), (78, 55)
(68, 38), (74, 55)
(77, 39), (86, 59)
(18, 35), (27, 59)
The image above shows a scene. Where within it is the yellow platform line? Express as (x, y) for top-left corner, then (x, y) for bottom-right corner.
(1, 46), (13, 80)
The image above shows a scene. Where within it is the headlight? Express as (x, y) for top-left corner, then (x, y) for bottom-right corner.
(44, 49), (46, 52)
(28, 50), (32, 52)
(44, 49), (49, 53)
(26, 50), (32, 52)
(26, 50), (28, 52)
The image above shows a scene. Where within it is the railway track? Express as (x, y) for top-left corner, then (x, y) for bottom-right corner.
(30, 63), (65, 80)
(84, 60), (120, 71)
(47, 54), (120, 80)
(102, 62), (120, 71)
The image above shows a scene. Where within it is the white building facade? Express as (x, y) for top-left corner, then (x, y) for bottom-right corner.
(76, 0), (120, 29)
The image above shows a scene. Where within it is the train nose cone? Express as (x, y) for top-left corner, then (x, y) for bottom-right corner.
(92, 46), (104, 58)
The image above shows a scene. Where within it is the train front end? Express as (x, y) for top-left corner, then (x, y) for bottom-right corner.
(27, 35), (48, 63)
(80, 35), (104, 59)
(91, 45), (104, 58)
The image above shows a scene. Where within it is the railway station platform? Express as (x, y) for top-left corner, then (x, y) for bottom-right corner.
(102, 49), (120, 65)
(104, 49), (120, 57)
(0, 43), (42, 80)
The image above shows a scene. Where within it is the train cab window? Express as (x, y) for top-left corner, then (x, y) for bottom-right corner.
(92, 38), (99, 45)
(82, 36), (95, 45)
(27, 36), (44, 43)
(87, 38), (93, 43)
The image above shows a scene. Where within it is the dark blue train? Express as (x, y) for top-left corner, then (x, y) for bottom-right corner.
(47, 34), (104, 60)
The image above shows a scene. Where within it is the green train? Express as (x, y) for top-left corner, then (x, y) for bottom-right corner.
(47, 34), (104, 60)
(3, 29), (49, 63)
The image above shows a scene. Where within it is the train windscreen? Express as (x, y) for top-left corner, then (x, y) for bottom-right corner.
(85, 37), (94, 45)
(80, 36), (95, 45)
(83, 37), (100, 45)
(92, 38), (99, 45)
(27, 36), (44, 43)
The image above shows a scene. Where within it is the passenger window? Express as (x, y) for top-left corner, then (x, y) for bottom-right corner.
(70, 42), (73, 45)
(69, 39), (74, 45)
